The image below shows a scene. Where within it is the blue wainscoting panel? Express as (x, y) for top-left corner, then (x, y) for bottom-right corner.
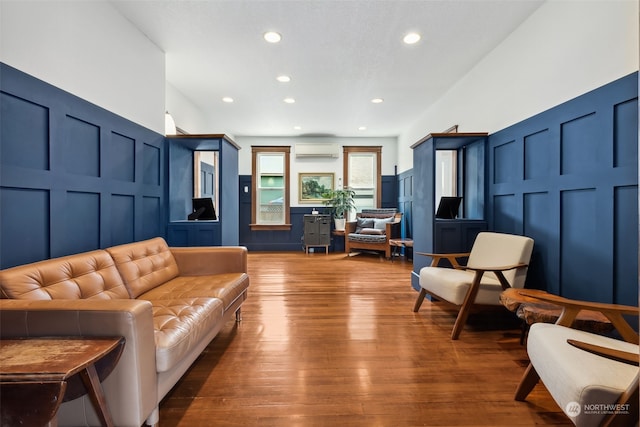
(111, 194), (135, 245)
(397, 168), (413, 240)
(524, 129), (551, 181)
(0, 92), (49, 170)
(614, 185), (638, 304)
(64, 191), (101, 255)
(64, 115), (100, 177)
(464, 141), (485, 219)
(142, 196), (162, 240)
(143, 143), (161, 186)
(109, 132), (135, 182)
(492, 194), (518, 234)
(493, 140), (516, 184)
(560, 113), (599, 176)
(614, 99), (638, 168)
(0, 187), (50, 266)
(523, 191), (557, 292)
(489, 72), (638, 304)
(0, 63), (166, 268)
(560, 188), (607, 301)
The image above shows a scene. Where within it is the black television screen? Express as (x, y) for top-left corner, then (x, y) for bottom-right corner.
(189, 197), (217, 220)
(435, 196), (462, 219)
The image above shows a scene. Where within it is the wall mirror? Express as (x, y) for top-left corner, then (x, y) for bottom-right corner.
(193, 151), (219, 220)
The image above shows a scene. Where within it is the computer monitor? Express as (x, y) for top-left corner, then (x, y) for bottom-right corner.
(188, 197), (217, 220)
(435, 196), (462, 219)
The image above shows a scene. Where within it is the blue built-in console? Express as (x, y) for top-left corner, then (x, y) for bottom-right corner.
(488, 72), (638, 305)
(0, 63), (167, 269)
(166, 135), (239, 247)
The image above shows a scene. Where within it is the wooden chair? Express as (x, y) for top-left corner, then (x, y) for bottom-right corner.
(413, 232), (534, 340)
(345, 209), (402, 259)
(514, 291), (639, 427)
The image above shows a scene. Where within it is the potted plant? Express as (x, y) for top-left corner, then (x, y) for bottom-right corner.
(322, 187), (356, 231)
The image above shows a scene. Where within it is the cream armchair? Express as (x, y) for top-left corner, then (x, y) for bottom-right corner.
(413, 232), (534, 340)
(514, 291), (639, 427)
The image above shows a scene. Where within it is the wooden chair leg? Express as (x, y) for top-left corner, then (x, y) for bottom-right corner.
(514, 363), (540, 401)
(451, 302), (473, 340)
(413, 288), (427, 312)
(450, 271), (483, 340)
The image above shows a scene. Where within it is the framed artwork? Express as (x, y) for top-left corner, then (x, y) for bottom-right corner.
(299, 173), (334, 203)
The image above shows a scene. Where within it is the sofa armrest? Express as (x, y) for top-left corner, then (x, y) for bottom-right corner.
(0, 299), (157, 427)
(170, 246), (248, 276)
(345, 221), (357, 233)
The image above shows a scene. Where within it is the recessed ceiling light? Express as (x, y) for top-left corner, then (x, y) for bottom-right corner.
(358, 126), (367, 131)
(293, 126), (302, 130)
(222, 97), (234, 103)
(276, 75), (291, 83)
(371, 98), (384, 104)
(403, 32), (421, 45)
(283, 97), (296, 104)
(264, 31), (282, 43)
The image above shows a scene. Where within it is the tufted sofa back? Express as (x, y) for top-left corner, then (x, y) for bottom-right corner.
(106, 237), (179, 298)
(0, 250), (130, 300)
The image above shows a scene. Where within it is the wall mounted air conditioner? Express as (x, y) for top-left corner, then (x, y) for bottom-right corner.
(295, 143), (340, 158)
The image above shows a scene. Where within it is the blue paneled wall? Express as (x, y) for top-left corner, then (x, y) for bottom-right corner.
(0, 63), (167, 268)
(488, 72), (638, 305)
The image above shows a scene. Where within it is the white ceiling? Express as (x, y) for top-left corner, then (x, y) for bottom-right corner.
(110, 0), (545, 138)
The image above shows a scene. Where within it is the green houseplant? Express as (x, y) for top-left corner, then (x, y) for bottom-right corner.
(322, 187), (356, 230)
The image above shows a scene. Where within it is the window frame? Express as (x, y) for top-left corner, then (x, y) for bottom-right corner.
(250, 146), (291, 231)
(343, 146), (382, 218)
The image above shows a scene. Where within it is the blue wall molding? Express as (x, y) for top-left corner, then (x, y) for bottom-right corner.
(0, 63), (167, 268)
(488, 72), (638, 304)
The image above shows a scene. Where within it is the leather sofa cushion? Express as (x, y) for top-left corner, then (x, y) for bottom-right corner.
(107, 238), (179, 298)
(139, 273), (249, 313)
(0, 250), (130, 300)
(150, 297), (224, 372)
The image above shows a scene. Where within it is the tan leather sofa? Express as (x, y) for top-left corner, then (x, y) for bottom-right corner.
(0, 237), (249, 427)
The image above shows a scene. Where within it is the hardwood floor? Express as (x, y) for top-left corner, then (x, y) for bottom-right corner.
(159, 251), (571, 426)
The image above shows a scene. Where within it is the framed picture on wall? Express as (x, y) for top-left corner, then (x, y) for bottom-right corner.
(299, 173), (334, 203)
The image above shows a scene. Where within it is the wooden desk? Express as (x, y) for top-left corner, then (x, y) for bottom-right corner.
(0, 337), (125, 427)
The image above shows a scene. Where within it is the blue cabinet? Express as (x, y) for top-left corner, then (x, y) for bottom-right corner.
(410, 133), (488, 289)
(167, 221), (221, 247)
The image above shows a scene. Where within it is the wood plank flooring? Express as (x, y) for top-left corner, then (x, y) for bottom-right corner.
(159, 252), (571, 426)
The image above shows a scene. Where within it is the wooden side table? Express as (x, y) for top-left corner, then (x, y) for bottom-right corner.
(389, 238), (413, 262)
(500, 288), (613, 344)
(0, 337), (125, 427)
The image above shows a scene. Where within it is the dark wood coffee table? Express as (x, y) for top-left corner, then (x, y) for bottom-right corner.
(0, 337), (125, 427)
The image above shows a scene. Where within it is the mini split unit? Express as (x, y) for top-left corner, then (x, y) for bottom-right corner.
(294, 143), (340, 158)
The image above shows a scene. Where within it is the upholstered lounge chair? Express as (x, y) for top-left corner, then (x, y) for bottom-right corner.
(413, 231), (534, 340)
(344, 208), (402, 259)
(514, 291), (639, 427)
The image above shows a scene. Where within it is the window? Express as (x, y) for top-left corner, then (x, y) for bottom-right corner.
(251, 146), (291, 230)
(343, 146), (381, 220)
